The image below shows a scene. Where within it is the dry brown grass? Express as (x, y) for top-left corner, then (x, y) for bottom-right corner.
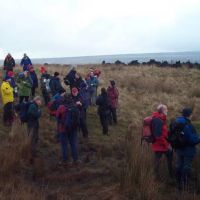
(0, 64), (200, 199)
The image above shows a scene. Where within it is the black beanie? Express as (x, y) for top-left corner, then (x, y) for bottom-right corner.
(54, 72), (59, 77)
(182, 108), (193, 117)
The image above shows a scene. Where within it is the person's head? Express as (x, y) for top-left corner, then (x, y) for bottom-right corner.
(182, 108), (193, 119)
(54, 72), (59, 77)
(71, 87), (79, 97)
(157, 104), (168, 116)
(110, 80), (116, 87)
(24, 53), (27, 57)
(101, 87), (107, 95)
(7, 71), (14, 78)
(90, 71), (94, 77)
(40, 66), (47, 74)
(29, 66), (34, 72)
(34, 96), (42, 106)
(7, 53), (11, 58)
(24, 71), (29, 77)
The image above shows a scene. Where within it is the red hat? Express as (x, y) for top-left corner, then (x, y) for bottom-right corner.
(71, 87), (79, 95)
(40, 66), (46, 74)
(7, 71), (14, 77)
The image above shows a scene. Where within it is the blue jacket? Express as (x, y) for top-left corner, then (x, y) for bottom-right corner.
(176, 116), (200, 157)
(79, 88), (90, 109)
(20, 56), (32, 71)
(49, 76), (65, 96)
(30, 71), (38, 88)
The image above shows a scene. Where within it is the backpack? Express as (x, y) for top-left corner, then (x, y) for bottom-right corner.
(47, 99), (61, 117)
(64, 104), (80, 131)
(167, 120), (189, 149)
(141, 116), (155, 144)
(15, 102), (32, 123)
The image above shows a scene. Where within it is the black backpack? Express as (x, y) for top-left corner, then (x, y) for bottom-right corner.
(167, 119), (189, 149)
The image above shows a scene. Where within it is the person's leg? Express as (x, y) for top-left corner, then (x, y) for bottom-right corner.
(25, 96), (29, 102)
(176, 154), (184, 190)
(19, 96), (24, 104)
(112, 108), (117, 124)
(68, 131), (78, 162)
(7, 102), (14, 125)
(31, 87), (35, 97)
(3, 103), (8, 125)
(101, 113), (108, 135)
(165, 150), (173, 177)
(154, 152), (162, 179)
(80, 109), (88, 138)
(60, 133), (68, 161)
(28, 125), (39, 158)
(182, 156), (194, 191)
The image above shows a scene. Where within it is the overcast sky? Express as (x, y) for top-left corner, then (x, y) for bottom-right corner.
(0, 0), (200, 59)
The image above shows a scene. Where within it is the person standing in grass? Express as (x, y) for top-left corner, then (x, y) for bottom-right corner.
(3, 53), (15, 73)
(1, 77), (14, 126)
(29, 66), (38, 98)
(151, 104), (173, 179)
(56, 95), (79, 166)
(107, 80), (119, 125)
(49, 72), (65, 97)
(20, 53), (32, 71)
(17, 71), (33, 103)
(87, 71), (99, 106)
(175, 108), (200, 191)
(96, 88), (110, 135)
(27, 96), (42, 160)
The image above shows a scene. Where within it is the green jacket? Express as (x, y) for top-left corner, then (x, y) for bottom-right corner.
(17, 76), (33, 97)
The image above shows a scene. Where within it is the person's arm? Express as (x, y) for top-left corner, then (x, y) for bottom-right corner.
(12, 58), (15, 67)
(20, 59), (24, 66)
(96, 96), (102, 106)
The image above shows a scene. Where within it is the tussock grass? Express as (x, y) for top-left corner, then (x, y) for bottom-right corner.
(0, 65), (200, 199)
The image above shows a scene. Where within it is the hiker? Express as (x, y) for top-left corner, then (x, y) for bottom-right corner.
(64, 66), (77, 89)
(87, 71), (99, 105)
(3, 53), (15, 74)
(71, 87), (89, 138)
(79, 82), (90, 138)
(96, 88), (110, 135)
(174, 108), (200, 191)
(73, 73), (85, 91)
(86, 68), (101, 80)
(20, 53), (32, 71)
(17, 71), (33, 103)
(107, 80), (119, 125)
(56, 94), (79, 165)
(40, 67), (51, 105)
(1, 77), (14, 126)
(29, 66), (38, 98)
(49, 72), (65, 96)
(27, 96), (42, 160)
(6, 71), (18, 98)
(151, 104), (173, 179)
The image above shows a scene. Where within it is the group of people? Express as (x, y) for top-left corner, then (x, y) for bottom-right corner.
(145, 105), (200, 191)
(1, 53), (119, 166)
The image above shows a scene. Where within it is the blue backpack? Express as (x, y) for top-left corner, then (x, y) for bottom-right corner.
(64, 104), (80, 131)
(15, 101), (32, 123)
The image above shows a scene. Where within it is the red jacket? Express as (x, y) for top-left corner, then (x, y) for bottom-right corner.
(56, 105), (66, 133)
(151, 112), (170, 152)
(107, 86), (119, 108)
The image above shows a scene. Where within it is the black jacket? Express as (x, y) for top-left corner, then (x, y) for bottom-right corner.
(96, 94), (110, 114)
(4, 56), (15, 71)
(49, 76), (65, 96)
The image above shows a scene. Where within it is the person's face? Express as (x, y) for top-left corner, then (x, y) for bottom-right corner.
(24, 72), (28, 77)
(36, 99), (42, 106)
(163, 107), (168, 116)
(72, 91), (78, 97)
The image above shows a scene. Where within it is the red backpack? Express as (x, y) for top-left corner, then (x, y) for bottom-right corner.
(141, 116), (155, 144)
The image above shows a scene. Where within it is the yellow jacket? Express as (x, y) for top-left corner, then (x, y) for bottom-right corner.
(1, 81), (14, 105)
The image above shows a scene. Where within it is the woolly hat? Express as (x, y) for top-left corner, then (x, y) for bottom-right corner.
(182, 108), (193, 117)
(7, 71), (14, 77)
(54, 72), (59, 77)
(40, 66), (47, 74)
